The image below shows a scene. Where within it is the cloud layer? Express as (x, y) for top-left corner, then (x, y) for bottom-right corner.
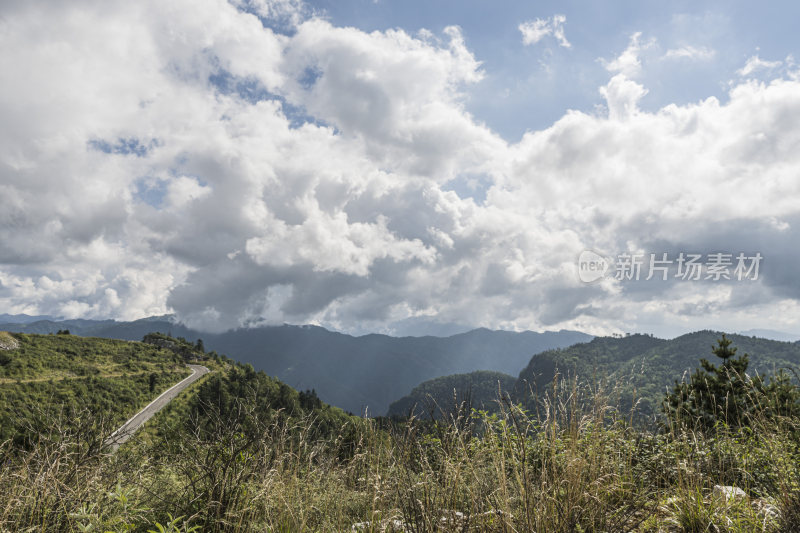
(1, 0), (799, 336)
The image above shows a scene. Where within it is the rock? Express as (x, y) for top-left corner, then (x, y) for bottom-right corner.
(351, 510), (511, 532)
(752, 498), (780, 521)
(713, 485), (747, 503)
(351, 518), (406, 532)
(439, 510), (465, 527)
(0, 332), (19, 350)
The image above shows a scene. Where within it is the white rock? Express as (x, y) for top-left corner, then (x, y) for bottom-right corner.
(350, 518), (406, 532)
(439, 511), (465, 526)
(713, 485), (747, 503)
(0, 332), (19, 350)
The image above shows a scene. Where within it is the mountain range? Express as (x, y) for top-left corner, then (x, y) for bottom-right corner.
(382, 331), (800, 422)
(8, 315), (798, 419)
(0, 315), (591, 415)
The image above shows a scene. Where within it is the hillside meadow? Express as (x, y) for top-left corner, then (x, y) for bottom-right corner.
(1, 332), (800, 532)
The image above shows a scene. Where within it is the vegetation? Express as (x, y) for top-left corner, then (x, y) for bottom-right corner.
(0, 316), (592, 415)
(0, 332), (190, 446)
(664, 335), (800, 432)
(142, 332), (207, 361)
(1, 332), (800, 532)
(387, 370), (516, 419)
(515, 331), (800, 418)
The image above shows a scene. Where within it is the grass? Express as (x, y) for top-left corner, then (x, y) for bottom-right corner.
(1, 334), (799, 532)
(1, 372), (799, 532)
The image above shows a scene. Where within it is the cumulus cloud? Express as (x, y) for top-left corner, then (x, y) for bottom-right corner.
(601, 32), (653, 77)
(597, 33), (650, 120)
(519, 15), (571, 48)
(1, 3), (799, 336)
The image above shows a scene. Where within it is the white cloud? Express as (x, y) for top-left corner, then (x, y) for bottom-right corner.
(601, 32), (653, 77)
(737, 54), (782, 76)
(663, 45), (716, 61)
(280, 20), (499, 181)
(166, 176), (213, 208)
(519, 15), (571, 48)
(597, 32), (650, 120)
(519, 19), (550, 46)
(599, 74), (648, 120)
(0, 3), (799, 337)
(245, 213), (437, 276)
(229, 0), (308, 28)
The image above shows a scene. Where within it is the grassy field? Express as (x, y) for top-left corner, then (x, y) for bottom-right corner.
(1, 377), (799, 532)
(1, 333), (800, 532)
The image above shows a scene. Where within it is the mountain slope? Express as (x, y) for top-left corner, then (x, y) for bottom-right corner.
(387, 370), (516, 419)
(0, 331), (354, 449)
(0, 317), (592, 415)
(514, 331), (800, 416)
(205, 326), (592, 415)
(0, 332), (191, 445)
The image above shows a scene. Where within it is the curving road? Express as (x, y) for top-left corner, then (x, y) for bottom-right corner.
(104, 364), (209, 451)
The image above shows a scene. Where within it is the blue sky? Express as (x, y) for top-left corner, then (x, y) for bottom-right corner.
(1, 0), (799, 337)
(308, 0), (800, 139)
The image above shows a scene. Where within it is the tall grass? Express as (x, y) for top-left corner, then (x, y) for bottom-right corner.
(1, 375), (798, 532)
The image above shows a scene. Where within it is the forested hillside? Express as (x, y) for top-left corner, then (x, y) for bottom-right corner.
(387, 370), (516, 419)
(0, 332), (190, 445)
(515, 331), (800, 417)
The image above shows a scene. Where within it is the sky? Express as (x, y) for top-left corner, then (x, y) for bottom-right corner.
(1, 0), (799, 337)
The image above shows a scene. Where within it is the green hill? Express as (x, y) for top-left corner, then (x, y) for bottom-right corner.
(514, 331), (800, 417)
(387, 370), (516, 419)
(0, 331), (354, 447)
(0, 332), (192, 445)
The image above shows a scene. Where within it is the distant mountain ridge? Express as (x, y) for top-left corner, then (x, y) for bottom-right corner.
(738, 329), (800, 343)
(0, 316), (592, 415)
(513, 331), (800, 417)
(0, 313), (59, 324)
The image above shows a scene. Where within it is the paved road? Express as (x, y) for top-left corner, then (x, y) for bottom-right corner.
(104, 364), (209, 450)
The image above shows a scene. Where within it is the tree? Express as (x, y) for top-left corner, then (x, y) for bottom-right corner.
(762, 368), (800, 421)
(664, 335), (764, 431)
(195, 338), (205, 353)
(299, 388), (322, 410)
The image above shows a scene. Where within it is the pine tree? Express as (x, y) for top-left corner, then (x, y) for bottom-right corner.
(664, 335), (764, 431)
